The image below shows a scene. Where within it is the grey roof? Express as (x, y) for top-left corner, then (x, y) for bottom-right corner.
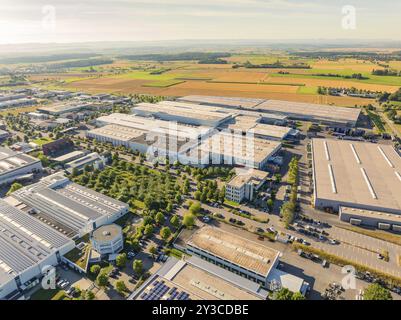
(65, 152), (102, 170)
(11, 174), (128, 234)
(0, 147), (40, 177)
(0, 199), (73, 284)
(186, 256), (269, 299)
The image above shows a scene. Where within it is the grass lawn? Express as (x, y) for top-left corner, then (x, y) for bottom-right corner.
(32, 137), (54, 146)
(30, 288), (65, 300)
(64, 245), (90, 270)
(224, 199), (240, 207)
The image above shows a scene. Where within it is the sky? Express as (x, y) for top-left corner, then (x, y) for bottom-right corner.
(0, 0), (400, 44)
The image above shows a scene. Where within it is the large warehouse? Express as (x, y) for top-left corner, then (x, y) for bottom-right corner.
(189, 132), (282, 169)
(0, 199), (75, 300)
(88, 114), (210, 163)
(253, 100), (361, 128)
(185, 227), (309, 294)
(178, 95), (361, 128)
(6, 173), (129, 238)
(0, 147), (43, 186)
(133, 101), (234, 127)
(129, 256), (269, 300)
(178, 95), (266, 109)
(312, 138), (401, 215)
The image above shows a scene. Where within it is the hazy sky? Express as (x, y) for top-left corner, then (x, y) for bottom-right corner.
(0, 0), (400, 44)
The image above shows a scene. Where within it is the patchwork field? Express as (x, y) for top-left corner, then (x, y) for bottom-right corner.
(25, 53), (401, 107)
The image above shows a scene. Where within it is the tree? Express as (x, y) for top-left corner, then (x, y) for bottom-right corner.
(149, 246), (158, 259)
(85, 290), (95, 300)
(6, 182), (23, 196)
(160, 226), (172, 242)
(270, 288), (307, 301)
(155, 212), (165, 225)
(292, 292), (306, 300)
(144, 224), (154, 237)
(363, 284), (393, 300)
(133, 259), (143, 275)
(115, 280), (128, 295)
(90, 264), (101, 275)
(273, 288), (294, 300)
(116, 253), (127, 268)
(189, 202), (201, 215)
(96, 272), (109, 287)
(183, 213), (196, 229)
(267, 199), (274, 211)
(170, 215), (180, 229)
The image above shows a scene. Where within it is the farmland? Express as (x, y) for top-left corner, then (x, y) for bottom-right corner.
(26, 52), (401, 107)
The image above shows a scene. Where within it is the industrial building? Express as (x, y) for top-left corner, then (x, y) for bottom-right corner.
(0, 199), (75, 300)
(91, 224), (123, 256)
(65, 152), (106, 174)
(254, 100), (361, 128)
(0, 147), (43, 186)
(339, 206), (401, 232)
(312, 138), (401, 214)
(0, 129), (10, 140)
(129, 256), (269, 300)
(178, 95), (265, 109)
(88, 113), (212, 163)
(189, 132), (282, 169)
(133, 101), (234, 127)
(53, 150), (89, 164)
(185, 227), (309, 294)
(0, 98), (37, 110)
(37, 102), (97, 116)
(225, 169), (268, 203)
(7, 173), (129, 238)
(225, 115), (295, 141)
(178, 95), (360, 128)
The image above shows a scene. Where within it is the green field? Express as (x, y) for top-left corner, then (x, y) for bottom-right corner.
(32, 137), (54, 146)
(270, 72), (401, 87)
(297, 86), (318, 94)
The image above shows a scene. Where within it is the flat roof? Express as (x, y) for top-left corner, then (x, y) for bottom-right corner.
(0, 199), (73, 285)
(340, 206), (401, 224)
(92, 224), (122, 242)
(38, 102), (94, 114)
(96, 113), (211, 140)
(187, 226), (280, 276)
(255, 100), (361, 125)
(66, 152), (102, 169)
(227, 169), (268, 188)
(53, 150), (86, 162)
(312, 139), (401, 214)
(0, 147), (40, 177)
(132, 257), (265, 300)
(178, 95), (266, 109)
(196, 132), (281, 164)
(88, 124), (146, 142)
(10, 173), (128, 235)
(134, 102), (233, 122)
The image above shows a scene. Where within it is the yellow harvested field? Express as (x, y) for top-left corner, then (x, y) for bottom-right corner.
(263, 75), (400, 92)
(64, 74), (375, 106)
(175, 80), (299, 93)
(311, 58), (383, 72)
